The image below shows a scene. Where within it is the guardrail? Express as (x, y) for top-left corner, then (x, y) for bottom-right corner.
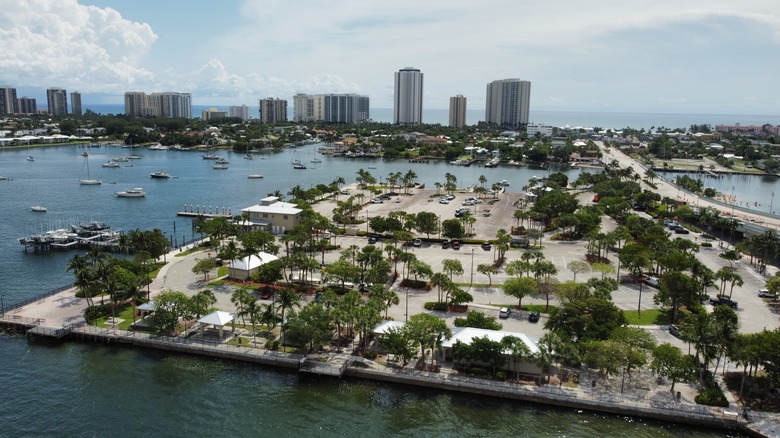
(1, 284), (74, 316)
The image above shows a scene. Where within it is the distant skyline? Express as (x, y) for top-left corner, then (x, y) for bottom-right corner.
(1, 0), (779, 115)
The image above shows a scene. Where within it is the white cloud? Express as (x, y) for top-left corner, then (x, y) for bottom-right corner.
(0, 0), (157, 92)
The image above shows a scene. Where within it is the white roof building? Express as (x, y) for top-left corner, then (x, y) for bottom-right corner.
(442, 327), (540, 355)
(241, 196), (303, 234)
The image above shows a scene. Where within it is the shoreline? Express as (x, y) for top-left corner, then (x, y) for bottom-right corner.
(0, 315), (759, 436)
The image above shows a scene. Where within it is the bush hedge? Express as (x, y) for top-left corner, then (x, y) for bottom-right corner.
(424, 301), (448, 311)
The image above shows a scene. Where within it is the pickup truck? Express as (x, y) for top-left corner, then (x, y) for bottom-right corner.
(709, 296), (738, 309)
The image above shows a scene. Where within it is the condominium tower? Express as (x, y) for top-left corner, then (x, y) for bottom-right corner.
(0, 87), (18, 115)
(394, 67), (423, 124)
(47, 87), (68, 116)
(294, 93), (369, 123)
(70, 91), (82, 116)
(124, 91), (192, 118)
(258, 98), (288, 123)
(229, 105), (250, 121)
(449, 95), (467, 128)
(485, 79), (531, 129)
(17, 97), (37, 114)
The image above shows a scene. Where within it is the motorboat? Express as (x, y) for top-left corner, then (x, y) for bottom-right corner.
(202, 152), (220, 160)
(126, 154), (142, 160)
(150, 170), (171, 179)
(27, 156), (35, 162)
(292, 161), (307, 169)
(501, 180), (510, 186)
(247, 174), (264, 179)
(115, 188), (146, 197)
(31, 205), (47, 212)
(213, 164), (228, 170)
(80, 152), (89, 157)
(244, 154), (254, 160)
(102, 160), (120, 168)
(216, 158), (229, 165)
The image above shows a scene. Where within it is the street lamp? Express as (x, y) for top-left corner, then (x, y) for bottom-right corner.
(770, 192), (775, 215)
(470, 248), (475, 288)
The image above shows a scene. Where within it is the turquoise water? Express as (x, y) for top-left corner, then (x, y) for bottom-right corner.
(0, 144), (755, 436)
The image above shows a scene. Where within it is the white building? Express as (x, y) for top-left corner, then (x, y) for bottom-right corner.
(227, 252), (279, 281)
(527, 123), (553, 137)
(229, 105), (250, 121)
(241, 196), (302, 234)
(394, 67), (423, 124)
(485, 79), (531, 129)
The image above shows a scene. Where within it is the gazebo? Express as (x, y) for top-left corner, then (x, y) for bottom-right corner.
(198, 310), (236, 340)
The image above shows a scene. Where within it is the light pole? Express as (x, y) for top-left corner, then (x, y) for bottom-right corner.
(770, 192), (775, 215)
(470, 248), (475, 288)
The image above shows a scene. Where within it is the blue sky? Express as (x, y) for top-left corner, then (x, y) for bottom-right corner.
(1, 0), (779, 116)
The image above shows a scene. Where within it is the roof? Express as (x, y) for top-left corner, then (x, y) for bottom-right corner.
(228, 252), (279, 270)
(199, 310), (236, 326)
(136, 301), (155, 312)
(373, 320), (405, 335)
(242, 200), (302, 216)
(441, 327), (540, 355)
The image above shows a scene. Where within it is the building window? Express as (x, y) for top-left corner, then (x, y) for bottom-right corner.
(284, 215), (288, 220)
(263, 214), (268, 218)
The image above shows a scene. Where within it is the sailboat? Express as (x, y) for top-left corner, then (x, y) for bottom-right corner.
(79, 155), (102, 185)
(291, 151), (306, 169)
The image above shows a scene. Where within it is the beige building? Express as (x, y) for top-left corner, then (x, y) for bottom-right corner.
(241, 196), (302, 234)
(449, 95), (467, 128)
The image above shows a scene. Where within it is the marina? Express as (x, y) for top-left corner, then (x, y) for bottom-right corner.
(17, 220), (120, 252)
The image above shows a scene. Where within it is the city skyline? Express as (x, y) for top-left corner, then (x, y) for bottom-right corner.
(0, 1), (779, 115)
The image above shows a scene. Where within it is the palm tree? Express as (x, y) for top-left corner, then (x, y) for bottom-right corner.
(231, 287), (254, 326)
(275, 289), (301, 346)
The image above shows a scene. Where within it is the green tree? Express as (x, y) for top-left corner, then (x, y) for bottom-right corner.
(503, 277), (538, 308)
(453, 310), (503, 330)
(147, 290), (193, 336)
(405, 313), (451, 369)
(567, 260), (590, 282)
(414, 211), (439, 238)
(192, 258), (216, 281)
(654, 271), (698, 324)
(190, 289), (216, 319)
(650, 343), (697, 392)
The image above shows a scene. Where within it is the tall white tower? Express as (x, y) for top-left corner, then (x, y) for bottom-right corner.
(394, 67), (423, 124)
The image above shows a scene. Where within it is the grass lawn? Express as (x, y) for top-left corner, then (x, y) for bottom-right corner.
(623, 308), (670, 325)
(96, 303), (136, 330)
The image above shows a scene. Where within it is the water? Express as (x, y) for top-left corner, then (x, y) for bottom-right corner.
(0, 145), (753, 436)
(85, 104), (780, 130)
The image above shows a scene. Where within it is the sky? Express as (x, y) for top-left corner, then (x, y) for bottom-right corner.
(1, 0), (779, 115)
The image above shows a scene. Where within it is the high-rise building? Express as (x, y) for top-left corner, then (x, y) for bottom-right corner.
(17, 97), (37, 114)
(258, 98), (287, 123)
(229, 105), (250, 121)
(0, 87), (18, 115)
(449, 95), (467, 128)
(70, 91), (82, 116)
(47, 88), (68, 116)
(202, 108), (228, 120)
(394, 67), (423, 124)
(124, 91), (192, 118)
(293, 94), (316, 122)
(295, 94), (369, 124)
(485, 79), (531, 129)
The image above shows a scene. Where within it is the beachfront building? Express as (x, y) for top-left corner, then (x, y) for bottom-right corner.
(124, 91), (192, 118)
(201, 108), (228, 121)
(293, 94), (369, 123)
(442, 327), (542, 375)
(449, 95), (467, 128)
(527, 123), (553, 137)
(0, 87), (18, 115)
(258, 98), (288, 124)
(485, 79), (531, 130)
(229, 105), (250, 121)
(46, 87), (68, 116)
(241, 196), (302, 234)
(70, 91), (82, 116)
(17, 97), (37, 114)
(394, 67), (423, 124)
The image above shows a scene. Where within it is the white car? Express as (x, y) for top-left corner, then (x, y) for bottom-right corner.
(370, 198), (383, 204)
(498, 307), (511, 319)
(759, 289), (778, 298)
(645, 277), (659, 287)
(439, 198), (449, 204)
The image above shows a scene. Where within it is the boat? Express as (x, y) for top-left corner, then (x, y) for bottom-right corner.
(148, 143), (169, 150)
(247, 174), (264, 179)
(291, 152), (306, 169)
(0, 176), (12, 181)
(27, 156), (35, 162)
(213, 164), (228, 170)
(115, 188), (146, 197)
(80, 152), (89, 157)
(112, 156), (129, 162)
(79, 155), (102, 185)
(216, 158), (229, 165)
(150, 170), (171, 179)
(310, 158), (322, 163)
(126, 154), (142, 160)
(202, 152), (220, 160)
(244, 154), (254, 160)
(501, 180), (510, 186)
(368, 166), (377, 169)
(102, 160), (120, 168)
(31, 205), (47, 212)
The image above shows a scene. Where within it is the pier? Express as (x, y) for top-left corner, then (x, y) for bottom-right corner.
(17, 221), (122, 253)
(177, 204), (232, 218)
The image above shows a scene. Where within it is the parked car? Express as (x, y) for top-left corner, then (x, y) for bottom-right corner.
(340, 190), (350, 195)
(668, 324), (682, 338)
(481, 242), (491, 250)
(644, 276), (659, 287)
(498, 307), (511, 319)
(368, 236), (377, 244)
(709, 296), (738, 308)
(413, 238), (422, 247)
(259, 289), (274, 300)
(439, 198), (449, 204)
(674, 227), (690, 234)
(451, 241), (461, 250)
(441, 239), (450, 249)
(370, 198), (383, 204)
(528, 311), (540, 323)
(758, 288), (778, 298)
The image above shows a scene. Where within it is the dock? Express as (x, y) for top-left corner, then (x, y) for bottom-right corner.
(177, 205), (232, 218)
(298, 354), (353, 377)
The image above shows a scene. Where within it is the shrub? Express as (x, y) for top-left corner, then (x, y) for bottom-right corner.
(424, 301), (448, 311)
(470, 367), (488, 376)
(695, 387), (729, 407)
(700, 242), (712, 247)
(400, 279), (429, 289)
(495, 371), (507, 381)
(84, 304), (111, 323)
(363, 350), (378, 360)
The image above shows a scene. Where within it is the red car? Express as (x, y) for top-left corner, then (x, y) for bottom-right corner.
(452, 241), (461, 250)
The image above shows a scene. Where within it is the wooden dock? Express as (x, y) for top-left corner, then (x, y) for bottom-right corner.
(177, 205), (232, 218)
